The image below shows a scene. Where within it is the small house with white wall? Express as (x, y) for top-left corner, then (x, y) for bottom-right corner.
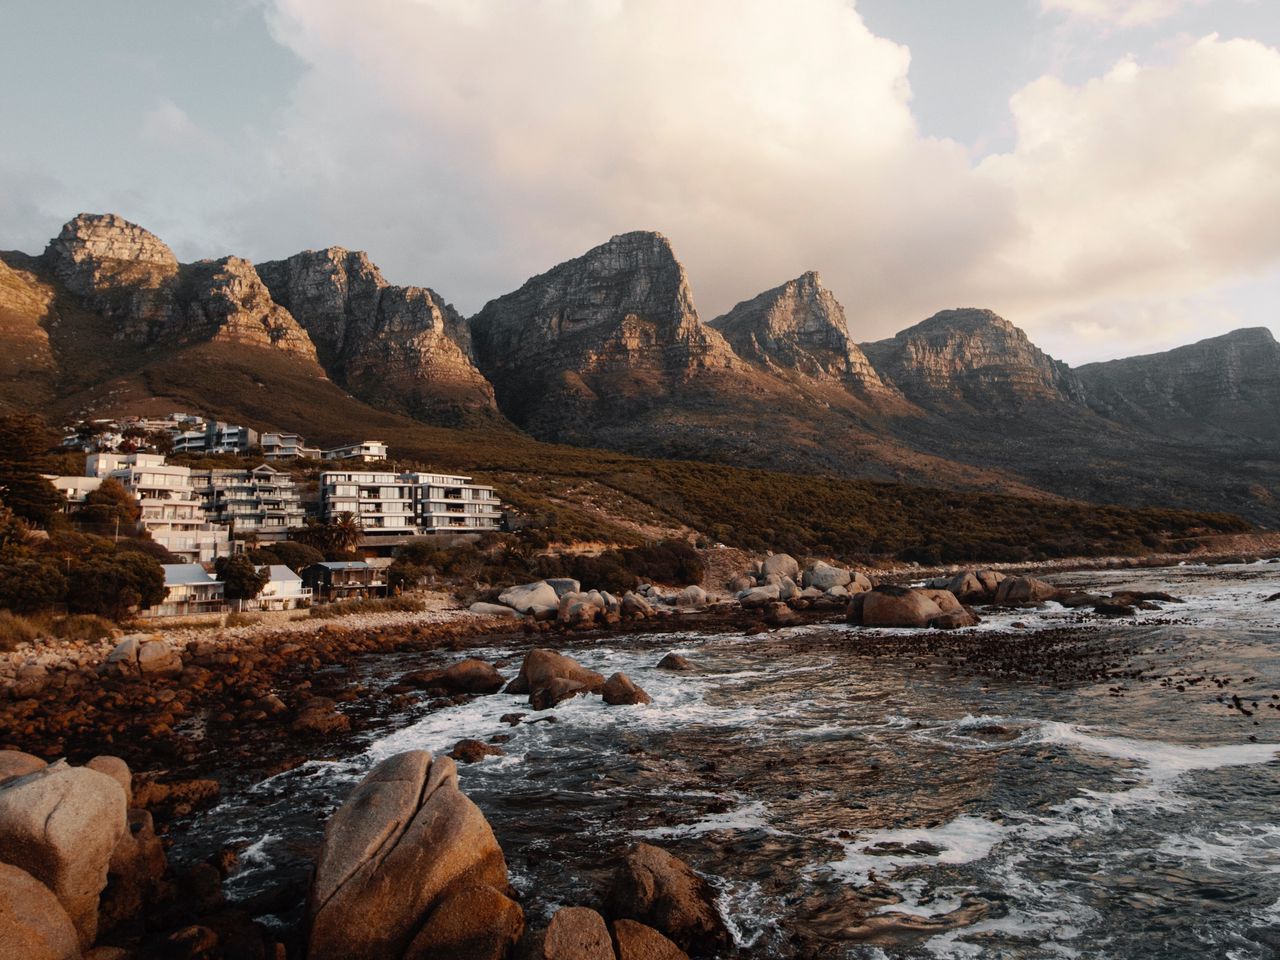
(148, 564), (225, 618)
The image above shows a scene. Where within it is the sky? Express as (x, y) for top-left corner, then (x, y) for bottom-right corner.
(2, 0), (1278, 364)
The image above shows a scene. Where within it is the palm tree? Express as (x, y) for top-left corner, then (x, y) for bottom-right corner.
(331, 511), (364, 554)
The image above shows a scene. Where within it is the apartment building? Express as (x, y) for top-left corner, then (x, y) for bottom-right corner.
(320, 469), (502, 536)
(261, 432), (321, 461)
(84, 453), (231, 563)
(172, 420), (259, 455)
(190, 464), (307, 540)
(322, 441), (389, 462)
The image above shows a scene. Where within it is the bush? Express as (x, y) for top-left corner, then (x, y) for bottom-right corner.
(41, 614), (115, 642)
(309, 596), (423, 618)
(263, 541), (324, 571)
(0, 557), (68, 613)
(214, 555), (269, 601)
(620, 540), (705, 585)
(0, 611), (38, 651)
(67, 552), (166, 621)
(225, 612), (262, 627)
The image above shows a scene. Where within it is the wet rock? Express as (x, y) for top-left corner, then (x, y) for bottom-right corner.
(602, 672), (652, 706)
(0, 750), (46, 785)
(99, 807), (167, 933)
(763, 602), (798, 628)
(920, 589), (963, 615)
(603, 844), (731, 957)
(542, 906), (614, 960)
(1264, 591), (1280, 603)
(994, 576), (1060, 605)
(656, 654), (694, 672)
(500, 713), (525, 726)
(307, 750), (512, 960)
(531, 678), (588, 711)
(0, 760), (128, 947)
(448, 739), (506, 764)
(612, 918), (690, 960)
(442, 659), (506, 695)
(506, 649), (605, 702)
(1094, 601), (1136, 617)
(131, 777), (220, 818)
(165, 923), (219, 958)
(852, 587), (944, 628)
(0, 862), (80, 960)
(291, 697), (351, 736)
(928, 609), (980, 630)
(405, 882), (525, 960)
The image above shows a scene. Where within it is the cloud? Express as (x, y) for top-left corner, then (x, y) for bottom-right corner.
(224, 2), (1280, 361)
(1039, 0), (1194, 28)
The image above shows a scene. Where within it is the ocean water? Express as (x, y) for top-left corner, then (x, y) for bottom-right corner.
(180, 562), (1280, 958)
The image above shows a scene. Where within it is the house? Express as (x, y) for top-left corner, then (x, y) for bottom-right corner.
(301, 561), (387, 601)
(146, 564), (225, 618)
(48, 475), (103, 511)
(247, 565), (312, 611)
(322, 441), (389, 462)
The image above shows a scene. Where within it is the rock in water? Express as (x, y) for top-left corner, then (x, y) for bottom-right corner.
(656, 654), (695, 672)
(602, 673), (652, 706)
(994, 576), (1061, 605)
(441, 659), (506, 694)
(541, 906), (615, 960)
(612, 918), (690, 960)
(855, 587), (944, 628)
(307, 750), (516, 960)
(603, 844), (731, 957)
(0, 862), (81, 960)
(505, 649), (605, 701)
(0, 760), (128, 947)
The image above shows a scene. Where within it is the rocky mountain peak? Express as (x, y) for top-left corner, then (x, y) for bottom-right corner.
(708, 271), (895, 398)
(1077, 326), (1280, 441)
(44, 213), (178, 278)
(178, 257), (317, 360)
(256, 247), (496, 424)
(862, 308), (1086, 407)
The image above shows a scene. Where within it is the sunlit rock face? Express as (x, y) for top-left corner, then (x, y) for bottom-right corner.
(861, 308), (1086, 409)
(257, 247), (497, 425)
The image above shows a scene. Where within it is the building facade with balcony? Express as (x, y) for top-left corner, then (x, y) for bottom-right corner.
(260, 432), (321, 460)
(190, 464), (307, 540)
(146, 564), (226, 617)
(85, 453), (231, 563)
(322, 441), (389, 462)
(319, 469), (502, 536)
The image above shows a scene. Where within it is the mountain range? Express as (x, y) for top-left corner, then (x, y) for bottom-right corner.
(2, 213), (1277, 527)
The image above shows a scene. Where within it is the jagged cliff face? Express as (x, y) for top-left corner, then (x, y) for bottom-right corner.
(709, 271), (896, 400)
(468, 231), (741, 434)
(1077, 327), (1280, 441)
(257, 247), (496, 423)
(41, 214), (317, 361)
(862, 308), (1086, 409)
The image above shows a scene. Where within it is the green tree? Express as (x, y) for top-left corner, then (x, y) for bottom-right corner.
(0, 556), (68, 613)
(0, 414), (63, 527)
(67, 552), (166, 621)
(79, 478), (141, 530)
(267, 541), (324, 571)
(214, 555), (269, 602)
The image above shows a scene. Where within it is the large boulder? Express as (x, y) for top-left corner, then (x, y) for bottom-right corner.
(919, 589), (963, 615)
(505, 650), (605, 700)
(621, 592), (656, 620)
(760, 554), (800, 581)
(10, 663), (48, 699)
(558, 593), (605, 628)
(0, 862), (80, 960)
(852, 587), (943, 628)
(544, 578), (582, 599)
(602, 673), (652, 706)
(86, 756), (132, 807)
(307, 751), (515, 960)
(98, 807), (167, 934)
(441, 659), (506, 695)
(0, 751), (46, 786)
(674, 585), (708, 609)
(849, 572), (873, 593)
(103, 635), (181, 678)
(541, 906), (614, 960)
(603, 844), (731, 957)
(404, 883), (524, 960)
(469, 601), (522, 619)
(944, 572), (987, 602)
(802, 562), (851, 591)
(530, 678), (589, 711)
(0, 760), (128, 947)
(613, 919), (690, 960)
(737, 584), (780, 608)
(994, 576), (1060, 605)
(497, 581), (561, 618)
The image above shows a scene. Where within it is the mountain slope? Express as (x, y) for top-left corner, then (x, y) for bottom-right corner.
(1077, 327), (1280, 442)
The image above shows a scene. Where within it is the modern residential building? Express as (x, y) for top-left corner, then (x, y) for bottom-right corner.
(301, 561), (387, 601)
(84, 453), (231, 563)
(147, 564), (226, 618)
(48, 475), (103, 510)
(190, 464), (306, 540)
(322, 441), (389, 462)
(318, 471), (417, 537)
(172, 420), (259, 455)
(260, 432), (321, 461)
(404, 471), (503, 532)
(319, 469), (502, 536)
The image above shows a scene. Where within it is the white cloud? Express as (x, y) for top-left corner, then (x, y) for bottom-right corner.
(239, 0), (1280, 361)
(1039, 0), (1194, 28)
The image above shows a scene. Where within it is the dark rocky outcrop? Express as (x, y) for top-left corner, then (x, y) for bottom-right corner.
(603, 844), (731, 958)
(1077, 327), (1280, 442)
(257, 247), (497, 424)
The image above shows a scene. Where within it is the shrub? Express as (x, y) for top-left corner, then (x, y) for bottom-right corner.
(620, 540), (705, 585)
(225, 612), (262, 628)
(309, 596), (423, 618)
(41, 614), (115, 642)
(264, 541), (324, 572)
(214, 555), (269, 601)
(0, 611), (38, 651)
(0, 557), (68, 613)
(67, 552), (166, 621)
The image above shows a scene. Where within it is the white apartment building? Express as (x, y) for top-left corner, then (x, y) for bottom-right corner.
(171, 420), (258, 455)
(85, 453), (231, 563)
(320, 470), (502, 536)
(404, 471), (503, 532)
(322, 441), (389, 462)
(190, 464), (307, 540)
(261, 432), (321, 461)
